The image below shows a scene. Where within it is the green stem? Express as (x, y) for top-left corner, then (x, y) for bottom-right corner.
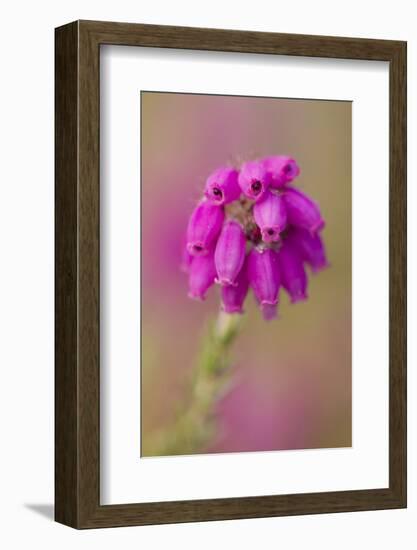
(150, 312), (243, 456)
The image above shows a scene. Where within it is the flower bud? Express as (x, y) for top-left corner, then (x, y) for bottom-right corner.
(283, 187), (325, 233)
(186, 200), (224, 256)
(247, 248), (280, 320)
(204, 167), (241, 205)
(253, 190), (287, 243)
(221, 260), (249, 314)
(188, 250), (217, 301)
(238, 160), (271, 201)
(214, 220), (246, 285)
(287, 227), (329, 273)
(263, 155), (300, 188)
(278, 241), (308, 303)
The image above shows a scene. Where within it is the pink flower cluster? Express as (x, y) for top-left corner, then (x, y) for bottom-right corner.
(183, 156), (328, 320)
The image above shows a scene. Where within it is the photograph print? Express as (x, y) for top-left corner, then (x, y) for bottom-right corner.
(140, 91), (352, 458)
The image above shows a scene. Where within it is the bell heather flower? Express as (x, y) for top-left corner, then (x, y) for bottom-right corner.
(186, 200), (224, 256)
(214, 220), (246, 286)
(221, 261), (249, 314)
(247, 248), (280, 320)
(263, 155), (300, 188)
(287, 227), (329, 273)
(278, 242), (308, 303)
(204, 167), (241, 205)
(238, 160), (271, 201)
(283, 187), (325, 234)
(183, 155), (328, 320)
(188, 250), (217, 301)
(253, 190), (287, 243)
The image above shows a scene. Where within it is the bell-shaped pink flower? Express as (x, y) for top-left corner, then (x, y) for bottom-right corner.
(188, 250), (217, 301)
(238, 160), (271, 201)
(214, 220), (246, 286)
(221, 260), (249, 314)
(283, 187), (325, 233)
(204, 167), (241, 205)
(186, 200), (224, 256)
(278, 241), (308, 303)
(263, 155), (300, 188)
(253, 190), (287, 243)
(247, 248), (280, 320)
(287, 227), (329, 273)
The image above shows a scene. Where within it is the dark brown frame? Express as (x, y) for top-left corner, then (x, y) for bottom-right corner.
(55, 20), (407, 529)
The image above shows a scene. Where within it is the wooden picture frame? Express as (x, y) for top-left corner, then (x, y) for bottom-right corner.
(55, 20), (407, 529)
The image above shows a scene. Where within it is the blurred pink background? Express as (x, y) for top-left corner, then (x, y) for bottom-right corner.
(141, 91), (352, 456)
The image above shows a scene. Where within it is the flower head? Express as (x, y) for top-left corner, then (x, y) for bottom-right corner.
(183, 155), (328, 320)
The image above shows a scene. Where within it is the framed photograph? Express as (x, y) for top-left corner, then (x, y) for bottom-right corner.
(55, 20), (406, 528)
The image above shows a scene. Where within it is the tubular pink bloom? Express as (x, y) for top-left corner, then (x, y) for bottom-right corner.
(238, 160), (271, 201)
(247, 248), (280, 320)
(204, 167), (241, 205)
(283, 187), (325, 233)
(278, 241), (308, 303)
(221, 260), (249, 314)
(186, 200), (225, 256)
(214, 220), (246, 286)
(188, 250), (217, 301)
(287, 227), (329, 273)
(253, 190), (287, 243)
(263, 155), (300, 188)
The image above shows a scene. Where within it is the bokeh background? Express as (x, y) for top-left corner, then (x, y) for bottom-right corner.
(141, 91), (351, 456)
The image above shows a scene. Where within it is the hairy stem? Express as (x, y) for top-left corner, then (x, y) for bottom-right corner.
(150, 312), (243, 456)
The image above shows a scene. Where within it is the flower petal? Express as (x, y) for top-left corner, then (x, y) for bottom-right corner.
(221, 259), (249, 314)
(186, 200), (225, 256)
(283, 187), (324, 233)
(214, 220), (246, 285)
(254, 190), (287, 243)
(205, 167), (241, 205)
(263, 155), (300, 188)
(188, 250), (217, 300)
(247, 248), (281, 320)
(238, 160), (271, 201)
(278, 240), (308, 303)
